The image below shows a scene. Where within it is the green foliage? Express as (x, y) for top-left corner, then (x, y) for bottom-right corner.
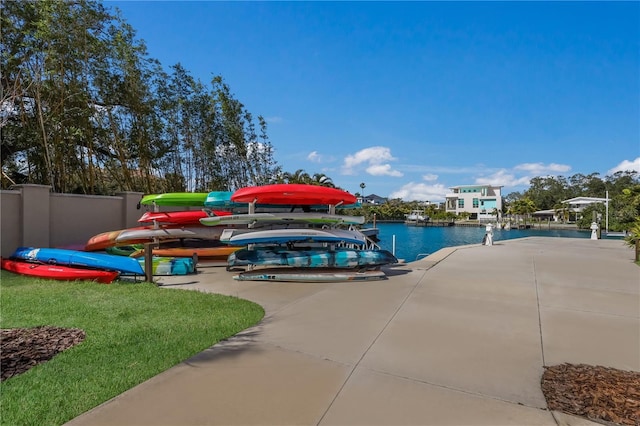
(0, 273), (264, 425)
(505, 171), (640, 230)
(623, 218), (640, 249)
(1, 1), (279, 194)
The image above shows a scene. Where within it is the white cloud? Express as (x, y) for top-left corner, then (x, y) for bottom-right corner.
(514, 162), (571, 175)
(475, 169), (531, 187)
(307, 151), (321, 163)
(389, 182), (449, 202)
(366, 164), (403, 177)
(342, 146), (402, 177)
(422, 173), (438, 181)
(264, 116), (283, 124)
(607, 157), (640, 175)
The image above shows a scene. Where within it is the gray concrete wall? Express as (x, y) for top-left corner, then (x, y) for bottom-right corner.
(1, 185), (144, 257)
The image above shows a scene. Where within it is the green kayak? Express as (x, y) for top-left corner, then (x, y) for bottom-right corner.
(140, 192), (209, 207)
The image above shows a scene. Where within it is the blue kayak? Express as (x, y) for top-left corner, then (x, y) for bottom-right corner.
(228, 247), (398, 269)
(12, 247), (144, 275)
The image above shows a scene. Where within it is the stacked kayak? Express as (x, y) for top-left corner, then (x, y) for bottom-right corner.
(215, 184), (396, 281)
(228, 247), (397, 270)
(11, 247), (144, 275)
(1, 257), (119, 284)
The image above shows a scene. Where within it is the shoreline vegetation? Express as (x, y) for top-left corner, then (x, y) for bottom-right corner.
(369, 219), (581, 231)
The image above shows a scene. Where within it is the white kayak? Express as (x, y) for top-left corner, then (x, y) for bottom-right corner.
(227, 228), (367, 246)
(199, 212), (365, 226)
(115, 226), (225, 243)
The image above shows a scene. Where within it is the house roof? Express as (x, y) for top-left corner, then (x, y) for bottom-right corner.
(562, 197), (608, 205)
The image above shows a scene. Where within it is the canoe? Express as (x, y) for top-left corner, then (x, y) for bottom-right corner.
(199, 212), (365, 226)
(137, 256), (196, 276)
(12, 247), (144, 275)
(140, 192), (209, 207)
(227, 228), (367, 246)
(231, 184), (357, 206)
(1, 258), (119, 284)
(233, 268), (386, 282)
(138, 210), (231, 225)
(227, 247), (398, 269)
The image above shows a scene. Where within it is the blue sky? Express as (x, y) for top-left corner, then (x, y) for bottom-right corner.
(109, 1), (639, 201)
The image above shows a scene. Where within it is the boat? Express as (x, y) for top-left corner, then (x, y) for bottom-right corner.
(226, 228), (367, 246)
(11, 247), (145, 275)
(140, 192), (209, 207)
(405, 209), (429, 224)
(1, 258), (119, 284)
(199, 212), (365, 227)
(138, 210), (231, 225)
(137, 256), (196, 276)
(231, 184), (357, 206)
(233, 268), (387, 282)
(227, 246), (398, 269)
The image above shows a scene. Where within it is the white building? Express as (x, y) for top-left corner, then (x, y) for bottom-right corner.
(562, 196), (608, 213)
(445, 184), (503, 220)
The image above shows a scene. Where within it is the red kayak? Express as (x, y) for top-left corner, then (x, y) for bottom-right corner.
(1, 258), (119, 284)
(138, 210), (231, 225)
(231, 184), (357, 206)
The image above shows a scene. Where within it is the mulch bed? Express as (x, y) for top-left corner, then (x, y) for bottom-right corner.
(542, 363), (640, 425)
(2, 328), (639, 426)
(1, 326), (86, 381)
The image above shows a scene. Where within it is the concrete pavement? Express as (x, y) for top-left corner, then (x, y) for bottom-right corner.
(67, 237), (639, 425)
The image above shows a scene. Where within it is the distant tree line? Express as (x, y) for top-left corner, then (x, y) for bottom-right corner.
(1, 0), (280, 194)
(504, 171), (639, 231)
(344, 172), (639, 232)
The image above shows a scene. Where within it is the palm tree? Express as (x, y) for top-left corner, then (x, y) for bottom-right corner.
(553, 203), (571, 223)
(283, 169), (311, 184)
(311, 173), (334, 187)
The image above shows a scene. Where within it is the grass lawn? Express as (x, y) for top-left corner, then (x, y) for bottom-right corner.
(0, 271), (265, 425)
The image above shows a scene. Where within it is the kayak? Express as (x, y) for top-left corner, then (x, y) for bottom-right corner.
(138, 210), (231, 225)
(231, 184), (357, 206)
(12, 247), (144, 275)
(1, 258), (119, 284)
(140, 192), (209, 207)
(233, 268), (387, 282)
(227, 228), (367, 246)
(199, 212), (365, 226)
(227, 247), (398, 269)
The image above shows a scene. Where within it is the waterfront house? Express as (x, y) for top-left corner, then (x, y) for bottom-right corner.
(360, 194), (388, 204)
(445, 184), (503, 221)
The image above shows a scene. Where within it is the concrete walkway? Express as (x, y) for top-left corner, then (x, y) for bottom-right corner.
(67, 237), (639, 425)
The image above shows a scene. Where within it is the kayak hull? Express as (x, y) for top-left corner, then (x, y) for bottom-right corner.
(228, 247), (398, 269)
(12, 247), (144, 275)
(234, 268), (386, 282)
(140, 192), (209, 207)
(231, 184), (357, 206)
(1, 258), (119, 284)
